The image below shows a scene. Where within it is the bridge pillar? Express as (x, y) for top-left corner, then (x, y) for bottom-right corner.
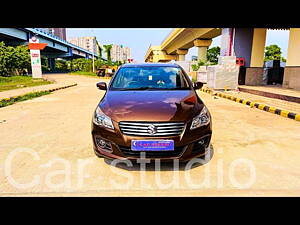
(193, 39), (212, 62)
(231, 28), (253, 66)
(283, 28), (300, 90)
(48, 58), (56, 71)
(176, 49), (188, 61)
(229, 28), (266, 85)
(249, 28), (267, 68)
(220, 28), (234, 57)
(177, 55), (185, 61)
(151, 49), (177, 62)
(245, 28), (267, 85)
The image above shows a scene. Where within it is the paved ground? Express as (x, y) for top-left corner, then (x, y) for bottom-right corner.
(240, 85), (300, 98)
(0, 74), (300, 196)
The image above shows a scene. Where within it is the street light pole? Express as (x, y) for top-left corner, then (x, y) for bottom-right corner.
(91, 29), (95, 73)
(92, 49), (95, 73)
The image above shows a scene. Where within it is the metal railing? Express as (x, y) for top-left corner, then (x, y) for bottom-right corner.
(25, 28), (98, 57)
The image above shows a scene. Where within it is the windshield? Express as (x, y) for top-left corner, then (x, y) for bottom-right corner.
(110, 66), (191, 90)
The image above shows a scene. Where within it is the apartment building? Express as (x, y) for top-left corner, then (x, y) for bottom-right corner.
(41, 28), (66, 40)
(67, 36), (98, 54)
(111, 44), (131, 62)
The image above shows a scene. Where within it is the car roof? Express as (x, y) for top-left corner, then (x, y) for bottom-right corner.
(120, 63), (181, 68)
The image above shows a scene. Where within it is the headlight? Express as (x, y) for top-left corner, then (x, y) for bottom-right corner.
(190, 106), (210, 130)
(93, 106), (114, 130)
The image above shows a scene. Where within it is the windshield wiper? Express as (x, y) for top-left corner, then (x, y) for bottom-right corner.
(118, 87), (157, 91)
(166, 87), (191, 90)
(117, 87), (190, 91)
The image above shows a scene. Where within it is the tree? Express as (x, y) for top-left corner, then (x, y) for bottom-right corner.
(0, 42), (31, 76)
(264, 44), (286, 62)
(95, 58), (106, 69)
(13, 45), (31, 74)
(68, 56), (123, 73)
(191, 60), (212, 71)
(96, 41), (103, 59)
(0, 42), (9, 75)
(69, 58), (93, 72)
(55, 59), (68, 72)
(103, 44), (112, 62)
(207, 46), (220, 64)
(41, 56), (50, 72)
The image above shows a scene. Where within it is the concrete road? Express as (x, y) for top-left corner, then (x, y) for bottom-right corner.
(0, 74), (300, 196)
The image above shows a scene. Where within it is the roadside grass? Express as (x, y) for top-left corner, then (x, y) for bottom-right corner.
(0, 90), (51, 108)
(68, 71), (97, 77)
(0, 76), (53, 92)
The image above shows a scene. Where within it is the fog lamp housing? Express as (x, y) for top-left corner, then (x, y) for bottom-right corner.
(95, 137), (112, 153)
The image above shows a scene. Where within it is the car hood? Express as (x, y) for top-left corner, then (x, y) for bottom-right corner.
(99, 90), (203, 122)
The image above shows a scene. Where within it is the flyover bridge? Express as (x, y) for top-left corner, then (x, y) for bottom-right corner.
(0, 28), (99, 59)
(145, 28), (221, 62)
(145, 28), (300, 90)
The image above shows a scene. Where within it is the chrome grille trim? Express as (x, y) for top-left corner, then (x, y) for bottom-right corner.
(119, 121), (185, 137)
(121, 132), (182, 136)
(119, 125), (149, 130)
(119, 125), (184, 129)
(119, 122), (184, 126)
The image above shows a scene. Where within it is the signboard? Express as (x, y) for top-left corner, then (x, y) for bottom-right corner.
(28, 43), (47, 50)
(29, 36), (42, 78)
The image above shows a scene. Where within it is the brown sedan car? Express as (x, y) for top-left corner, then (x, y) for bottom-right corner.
(91, 63), (212, 162)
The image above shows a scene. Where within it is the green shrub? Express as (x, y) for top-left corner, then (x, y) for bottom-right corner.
(191, 60), (209, 71)
(0, 90), (51, 108)
(0, 42), (31, 76)
(55, 59), (68, 72)
(69, 71), (97, 76)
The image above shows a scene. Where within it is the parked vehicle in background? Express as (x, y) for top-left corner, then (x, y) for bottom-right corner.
(97, 66), (118, 77)
(97, 68), (106, 77)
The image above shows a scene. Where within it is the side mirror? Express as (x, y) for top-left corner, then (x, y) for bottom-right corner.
(96, 82), (107, 91)
(193, 81), (205, 90)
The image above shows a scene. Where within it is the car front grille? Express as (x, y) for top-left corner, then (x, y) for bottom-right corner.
(119, 121), (185, 137)
(118, 145), (187, 158)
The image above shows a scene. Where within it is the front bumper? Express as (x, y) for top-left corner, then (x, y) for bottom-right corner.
(91, 120), (212, 162)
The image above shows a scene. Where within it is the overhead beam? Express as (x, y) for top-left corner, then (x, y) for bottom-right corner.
(42, 52), (73, 58)
(162, 28), (221, 54)
(144, 28), (222, 63)
(0, 28), (27, 41)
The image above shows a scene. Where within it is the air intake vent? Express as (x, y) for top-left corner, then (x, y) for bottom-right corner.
(118, 145), (187, 158)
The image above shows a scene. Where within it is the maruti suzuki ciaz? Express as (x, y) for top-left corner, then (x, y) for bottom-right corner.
(91, 63), (212, 162)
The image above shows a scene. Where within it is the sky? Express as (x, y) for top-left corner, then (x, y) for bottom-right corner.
(67, 28), (290, 62)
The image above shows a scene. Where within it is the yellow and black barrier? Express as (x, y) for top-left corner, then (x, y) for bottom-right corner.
(201, 88), (213, 94)
(47, 83), (78, 92)
(200, 88), (300, 122)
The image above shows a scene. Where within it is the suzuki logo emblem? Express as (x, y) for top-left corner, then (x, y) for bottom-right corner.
(147, 124), (157, 134)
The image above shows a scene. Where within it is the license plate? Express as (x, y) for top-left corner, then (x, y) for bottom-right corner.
(131, 140), (174, 151)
